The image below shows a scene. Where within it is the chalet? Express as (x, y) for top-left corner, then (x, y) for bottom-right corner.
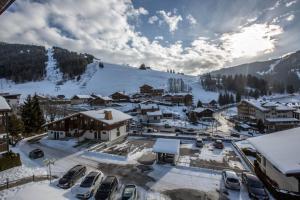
(203, 100), (218, 109)
(137, 103), (159, 115)
(90, 94), (112, 106)
(140, 84), (153, 94)
(0, 93), (21, 109)
(163, 93), (193, 106)
(248, 127), (300, 198)
(57, 95), (66, 99)
(237, 99), (299, 132)
(190, 107), (215, 120)
(44, 108), (132, 141)
(110, 92), (130, 102)
(0, 96), (11, 153)
(35, 94), (49, 104)
(146, 110), (162, 123)
(139, 84), (164, 97)
(71, 95), (93, 105)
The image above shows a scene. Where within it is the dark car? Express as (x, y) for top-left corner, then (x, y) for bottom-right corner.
(95, 176), (119, 200)
(242, 172), (269, 200)
(58, 165), (86, 189)
(213, 140), (224, 149)
(29, 148), (44, 159)
(122, 184), (137, 200)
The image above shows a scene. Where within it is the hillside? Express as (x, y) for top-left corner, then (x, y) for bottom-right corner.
(210, 51), (300, 90)
(0, 60), (218, 103)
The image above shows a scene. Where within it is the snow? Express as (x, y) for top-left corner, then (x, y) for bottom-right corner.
(0, 62), (218, 103)
(39, 136), (78, 153)
(248, 127), (300, 175)
(45, 48), (63, 83)
(0, 96), (11, 111)
(139, 103), (159, 110)
(256, 59), (280, 75)
(152, 138), (180, 155)
(81, 108), (132, 125)
(146, 110), (162, 116)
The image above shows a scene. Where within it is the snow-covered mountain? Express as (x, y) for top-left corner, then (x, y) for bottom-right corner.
(0, 54), (218, 102)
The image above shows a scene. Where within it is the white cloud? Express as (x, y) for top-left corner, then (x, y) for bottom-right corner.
(186, 14), (197, 25)
(154, 36), (164, 40)
(221, 24), (283, 58)
(286, 14), (295, 21)
(157, 10), (183, 33)
(148, 15), (159, 24)
(286, 0), (297, 7)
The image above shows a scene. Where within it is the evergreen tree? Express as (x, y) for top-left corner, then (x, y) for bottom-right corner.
(32, 95), (46, 132)
(230, 94), (234, 104)
(139, 63), (146, 70)
(21, 95), (34, 134)
(197, 100), (203, 107)
(286, 84), (295, 94)
(235, 91), (241, 103)
(8, 114), (24, 137)
(256, 119), (265, 133)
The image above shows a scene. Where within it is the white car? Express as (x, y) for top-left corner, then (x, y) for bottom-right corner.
(222, 170), (241, 190)
(75, 171), (104, 199)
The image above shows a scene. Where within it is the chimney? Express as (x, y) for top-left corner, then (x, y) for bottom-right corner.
(104, 110), (113, 120)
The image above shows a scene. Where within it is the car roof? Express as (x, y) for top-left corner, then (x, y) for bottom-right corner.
(32, 148), (42, 152)
(243, 172), (260, 182)
(87, 171), (99, 178)
(224, 170), (239, 179)
(103, 176), (117, 184)
(70, 165), (84, 171)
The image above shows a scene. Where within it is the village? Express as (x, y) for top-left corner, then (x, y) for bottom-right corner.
(0, 78), (300, 200)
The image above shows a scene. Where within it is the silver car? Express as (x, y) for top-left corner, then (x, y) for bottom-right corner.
(222, 170), (241, 190)
(75, 171), (104, 199)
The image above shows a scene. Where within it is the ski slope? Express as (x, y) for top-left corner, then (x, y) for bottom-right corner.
(0, 61), (218, 103)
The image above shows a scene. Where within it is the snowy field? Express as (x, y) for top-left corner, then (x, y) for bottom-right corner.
(0, 62), (218, 103)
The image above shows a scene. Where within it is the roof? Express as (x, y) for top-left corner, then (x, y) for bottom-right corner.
(146, 110), (162, 116)
(139, 103), (159, 110)
(0, 0), (15, 15)
(72, 94), (92, 99)
(93, 95), (112, 101)
(265, 118), (299, 123)
(163, 93), (192, 97)
(81, 108), (132, 125)
(0, 96), (11, 111)
(248, 127), (300, 175)
(153, 138), (180, 155)
(193, 107), (214, 113)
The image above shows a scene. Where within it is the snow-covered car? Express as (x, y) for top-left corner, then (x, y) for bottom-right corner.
(58, 165), (86, 189)
(75, 171), (104, 199)
(222, 170), (241, 190)
(121, 184), (137, 200)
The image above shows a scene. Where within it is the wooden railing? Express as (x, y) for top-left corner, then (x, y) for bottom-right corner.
(0, 174), (58, 191)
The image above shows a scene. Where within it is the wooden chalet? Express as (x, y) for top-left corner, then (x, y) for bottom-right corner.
(110, 92), (130, 102)
(90, 95), (112, 106)
(163, 93), (193, 106)
(71, 95), (93, 105)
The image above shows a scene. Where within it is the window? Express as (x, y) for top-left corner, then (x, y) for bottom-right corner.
(117, 128), (120, 136)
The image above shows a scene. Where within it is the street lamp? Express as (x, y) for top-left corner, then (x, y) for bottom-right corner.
(43, 158), (55, 183)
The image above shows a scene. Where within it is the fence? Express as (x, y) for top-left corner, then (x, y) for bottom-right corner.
(0, 141), (7, 153)
(0, 174), (58, 191)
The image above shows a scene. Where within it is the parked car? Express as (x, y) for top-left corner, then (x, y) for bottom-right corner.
(121, 184), (137, 200)
(29, 148), (44, 159)
(214, 140), (224, 149)
(196, 139), (204, 148)
(76, 171), (104, 199)
(95, 176), (119, 200)
(58, 165), (87, 189)
(222, 170), (241, 190)
(242, 172), (269, 199)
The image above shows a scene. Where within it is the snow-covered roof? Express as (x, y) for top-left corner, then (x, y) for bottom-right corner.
(265, 118), (299, 123)
(93, 95), (112, 101)
(147, 110), (162, 116)
(193, 107), (214, 113)
(153, 138), (180, 155)
(72, 94), (92, 99)
(139, 103), (159, 110)
(248, 127), (300, 175)
(81, 108), (132, 125)
(0, 96), (11, 111)
(242, 99), (296, 112)
(163, 92), (192, 97)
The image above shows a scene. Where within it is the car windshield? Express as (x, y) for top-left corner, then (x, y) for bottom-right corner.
(249, 179), (264, 188)
(123, 187), (135, 197)
(99, 183), (111, 192)
(63, 171), (75, 178)
(80, 176), (94, 187)
(227, 178), (239, 183)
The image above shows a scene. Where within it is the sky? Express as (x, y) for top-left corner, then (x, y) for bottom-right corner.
(0, 0), (299, 75)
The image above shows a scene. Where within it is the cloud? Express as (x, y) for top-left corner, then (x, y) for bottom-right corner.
(186, 14), (197, 25)
(286, 0), (297, 7)
(286, 14), (295, 21)
(0, 0), (285, 75)
(220, 24), (283, 58)
(157, 10), (183, 33)
(148, 15), (159, 24)
(154, 36), (164, 40)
